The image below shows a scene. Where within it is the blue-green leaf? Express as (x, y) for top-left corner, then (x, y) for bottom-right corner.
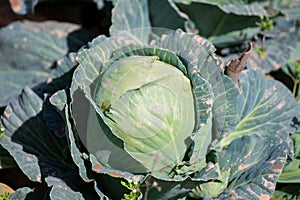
(46, 177), (84, 200)
(0, 147), (15, 169)
(0, 89), (41, 182)
(110, 0), (151, 43)
(0, 21), (80, 71)
(148, 0), (186, 30)
(277, 129), (300, 184)
(0, 69), (48, 107)
(277, 159), (300, 183)
(0, 21), (82, 106)
(154, 29), (226, 141)
(248, 29), (300, 73)
(172, 1), (265, 38)
(174, 0), (267, 16)
(0, 52), (78, 173)
(141, 166), (218, 200)
(221, 135), (287, 199)
(217, 68), (300, 148)
(217, 76), (240, 140)
(10, 187), (33, 200)
(280, 1), (300, 21)
(0, 87), (69, 182)
(193, 134), (288, 199)
(209, 27), (260, 48)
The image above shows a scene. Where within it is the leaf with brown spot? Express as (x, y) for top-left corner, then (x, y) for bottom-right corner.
(46, 177), (85, 200)
(89, 154), (145, 182)
(247, 29), (300, 73)
(210, 134), (288, 199)
(0, 21), (87, 106)
(92, 164), (104, 171)
(217, 68), (300, 148)
(0, 87), (71, 183)
(272, 165), (283, 170)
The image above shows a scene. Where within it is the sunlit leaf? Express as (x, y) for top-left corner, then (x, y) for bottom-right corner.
(46, 176), (84, 200)
(220, 135), (287, 199)
(217, 69), (300, 148)
(10, 187), (32, 200)
(0, 21), (84, 106)
(110, 0), (150, 43)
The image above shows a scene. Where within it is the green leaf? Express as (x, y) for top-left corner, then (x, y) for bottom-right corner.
(97, 56), (195, 175)
(0, 21), (82, 106)
(0, 52), (76, 171)
(192, 134), (288, 199)
(48, 53), (78, 89)
(74, 35), (145, 143)
(0, 145), (16, 169)
(10, 187), (33, 200)
(0, 20), (80, 70)
(277, 130), (300, 184)
(49, 90), (69, 112)
(142, 177), (200, 200)
(217, 68), (300, 148)
(0, 87), (69, 182)
(0, 69), (48, 107)
(190, 163), (227, 198)
(266, 0), (298, 14)
(217, 76), (240, 140)
(272, 188), (299, 200)
(280, 1), (300, 21)
(209, 27), (260, 48)
(293, 132), (300, 157)
(74, 34), (143, 92)
(0, 50), (97, 197)
(74, 29), (224, 180)
(218, 134), (287, 199)
(148, 0), (186, 30)
(64, 101), (91, 181)
(141, 166), (218, 200)
(51, 94), (141, 199)
(174, 0), (267, 16)
(0, 53), (76, 173)
(173, 1), (265, 37)
(248, 29), (300, 73)
(85, 96), (148, 174)
(75, 30), (220, 178)
(90, 154), (144, 183)
(51, 89), (126, 200)
(46, 176), (84, 200)
(43, 53), (78, 94)
(0, 126), (4, 138)
(277, 159), (300, 183)
(48, 91), (112, 199)
(153, 29), (226, 140)
(72, 34), (149, 175)
(281, 42), (300, 80)
(110, 0), (151, 43)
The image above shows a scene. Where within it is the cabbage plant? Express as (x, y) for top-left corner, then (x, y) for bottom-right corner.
(0, 0), (300, 199)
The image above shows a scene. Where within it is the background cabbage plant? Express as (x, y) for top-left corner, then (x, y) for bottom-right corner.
(0, 0), (300, 199)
